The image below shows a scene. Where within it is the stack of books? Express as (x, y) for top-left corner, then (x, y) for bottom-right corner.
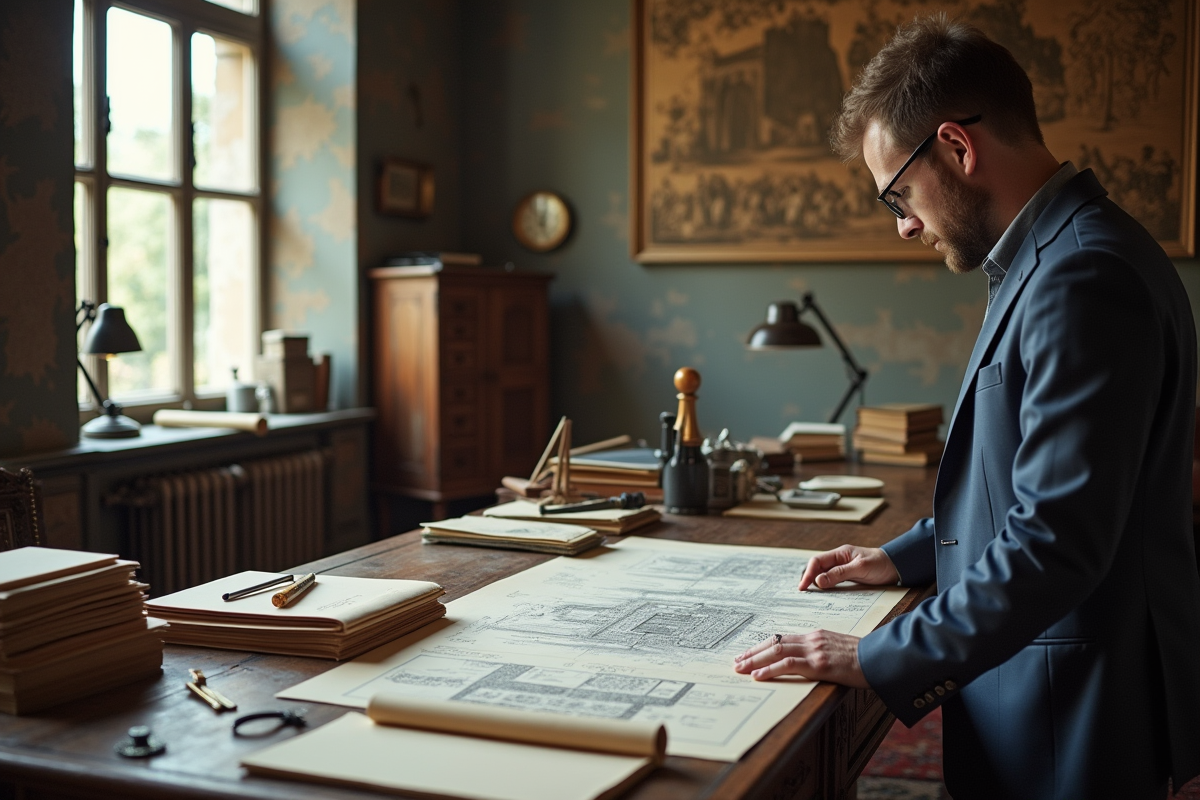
(854, 404), (945, 466)
(422, 516), (605, 556)
(778, 422), (846, 463)
(748, 437), (800, 475)
(146, 573), (446, 661)
(384, 251), (483, 269)
(551, 447), (663, 501)
(483, 500), (662, 535)
(0, 547), (163, 715)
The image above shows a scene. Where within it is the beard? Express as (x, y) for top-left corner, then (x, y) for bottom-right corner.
(922, 158), (997, 274)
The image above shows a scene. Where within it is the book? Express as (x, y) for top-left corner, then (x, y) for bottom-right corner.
(242, 694), (664, 800)
(859, 441), (945, 467)
(856, 403), (944, 431)
(778, 422), (845, 441)
(852, 431), (943, 455)
(483, 500), (662, 535)
(565, 447), (661, 472)
(851, 423), (941, 444)
(146, 572), (446, 660)
(422, 516), (605, 556)
(384, 251), (483, 267)
(749, 437), (799, 475)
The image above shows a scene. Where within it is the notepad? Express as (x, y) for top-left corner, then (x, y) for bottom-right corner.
(422, 516), (605, 556)
(483, 500), (661, 535)
(723, 495), (888, 523)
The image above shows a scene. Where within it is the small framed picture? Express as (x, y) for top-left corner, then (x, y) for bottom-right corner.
(378, 159), (434, 218)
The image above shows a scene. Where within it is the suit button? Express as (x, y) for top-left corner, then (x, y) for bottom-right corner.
(914, 698), (926, 709)
(935, 686), (945, 696)
(924, 692), (935, 704)
(944, 680), (957, 691)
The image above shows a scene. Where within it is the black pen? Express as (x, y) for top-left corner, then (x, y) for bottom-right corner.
(222, 574), (294, 602)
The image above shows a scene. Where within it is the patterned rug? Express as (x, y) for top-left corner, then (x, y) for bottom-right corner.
(857, 707), (1200, 800)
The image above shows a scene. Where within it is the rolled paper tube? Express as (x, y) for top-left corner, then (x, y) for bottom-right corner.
(366, 694), (667, 763)
(153, 409), (268, 436)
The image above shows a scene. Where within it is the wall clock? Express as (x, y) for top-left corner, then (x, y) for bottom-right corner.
(512, 191), (572, 252)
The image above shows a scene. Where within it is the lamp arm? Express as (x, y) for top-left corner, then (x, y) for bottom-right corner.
(76, 357), (112, 413)
(76, 300), (96, 332)
(799, 293), (869, 424)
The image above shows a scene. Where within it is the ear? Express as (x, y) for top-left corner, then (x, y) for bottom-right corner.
(936, 121), (979, 177)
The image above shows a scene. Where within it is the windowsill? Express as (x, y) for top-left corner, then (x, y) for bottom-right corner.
(5, 408), (375, 471)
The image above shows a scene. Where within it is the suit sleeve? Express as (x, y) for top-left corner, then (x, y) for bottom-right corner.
(881, 517), (937, 587)
(858, 247), (1163, 726)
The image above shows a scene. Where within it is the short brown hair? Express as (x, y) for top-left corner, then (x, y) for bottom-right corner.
(829, 14), (1042, 162)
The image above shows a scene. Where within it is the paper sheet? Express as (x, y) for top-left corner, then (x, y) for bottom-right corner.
(242, 711), (653, 800)
(279, 537), (907, 761)
(723, 495), (887, 523)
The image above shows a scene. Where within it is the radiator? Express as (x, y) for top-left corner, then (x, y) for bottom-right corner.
(110, 449), (327, 596)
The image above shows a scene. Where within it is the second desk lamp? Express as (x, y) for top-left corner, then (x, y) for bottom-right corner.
(77, 301), (143, 439)
(746, 292), (868, 424)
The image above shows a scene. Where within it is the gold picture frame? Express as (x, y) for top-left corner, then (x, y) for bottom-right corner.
(378, 159), (435, 218)
(631, 0), (1198, 264)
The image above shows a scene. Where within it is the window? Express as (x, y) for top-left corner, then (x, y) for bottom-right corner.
(74, 0), (262, 413)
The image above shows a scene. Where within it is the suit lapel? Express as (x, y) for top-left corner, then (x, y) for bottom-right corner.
(937, 170), (1108, 499)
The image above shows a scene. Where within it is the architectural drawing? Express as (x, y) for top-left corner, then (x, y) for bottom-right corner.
(280, 537), (909, 761)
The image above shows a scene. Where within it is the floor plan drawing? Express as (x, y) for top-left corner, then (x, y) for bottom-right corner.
(280, 537), (909, 761)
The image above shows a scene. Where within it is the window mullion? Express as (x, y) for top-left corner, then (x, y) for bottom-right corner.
(175, 21), (194, 404)
(91, 0), (110, 400)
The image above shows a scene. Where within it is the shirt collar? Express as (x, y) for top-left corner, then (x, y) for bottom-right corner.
(984, 161), (1078, 275)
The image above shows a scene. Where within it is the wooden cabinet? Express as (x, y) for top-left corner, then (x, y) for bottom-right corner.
(370, 267), (551, 515)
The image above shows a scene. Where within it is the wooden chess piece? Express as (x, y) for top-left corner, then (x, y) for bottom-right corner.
(662, 367), (709, 514)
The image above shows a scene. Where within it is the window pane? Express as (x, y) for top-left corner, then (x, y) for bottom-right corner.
(107, 187), (172, 398)
(73, 0), (89, 168)
(192, 33), (255, 192)
(75, 181), (91, 404)
(194, 198), (255, 392)
(106, 8), (174, 180)
(205, 0), (257, 14)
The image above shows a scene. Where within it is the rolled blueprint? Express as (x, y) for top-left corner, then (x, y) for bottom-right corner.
(153, 409), (268, 436)
(366, 694), (667, 762)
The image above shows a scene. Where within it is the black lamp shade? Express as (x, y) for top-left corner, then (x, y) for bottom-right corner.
(746, 301), (822, 349)
(82, 303), (142, 355)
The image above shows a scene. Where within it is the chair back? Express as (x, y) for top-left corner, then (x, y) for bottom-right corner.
(0, 467), (45, 550)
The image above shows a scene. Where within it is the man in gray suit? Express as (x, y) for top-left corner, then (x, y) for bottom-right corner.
(733, 15), (1200, 799)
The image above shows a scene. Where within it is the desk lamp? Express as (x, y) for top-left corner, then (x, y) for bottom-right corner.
(77, 301), (143, 439)
(746, 292), (868, 424)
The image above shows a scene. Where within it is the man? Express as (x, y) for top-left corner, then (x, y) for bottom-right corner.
(733, 15), (1200, 800)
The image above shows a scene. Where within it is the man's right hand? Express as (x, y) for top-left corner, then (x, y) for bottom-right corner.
(798, 545), (900, 591)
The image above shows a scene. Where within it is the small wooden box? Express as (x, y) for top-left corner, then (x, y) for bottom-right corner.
(261, 330), (309, 360)
(256, 355), (315, 413)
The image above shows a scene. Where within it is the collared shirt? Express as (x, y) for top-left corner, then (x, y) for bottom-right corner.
(981, 162), (1079, 316)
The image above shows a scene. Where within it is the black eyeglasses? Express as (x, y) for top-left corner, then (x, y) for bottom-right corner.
(876, 115), (981, 219)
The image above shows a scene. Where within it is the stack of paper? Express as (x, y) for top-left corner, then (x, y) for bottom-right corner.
(483, 500), (662, 535)
(146, 572), (445, 660)
(778, 422), (846, 462)
(422, 516), (605, 556)
(551, 447), (663, 501)
(0, 547), (163, 715)
(854, 404), (944, 466)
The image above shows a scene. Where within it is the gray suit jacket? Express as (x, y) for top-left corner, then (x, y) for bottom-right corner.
(858, 170), (1200, 799)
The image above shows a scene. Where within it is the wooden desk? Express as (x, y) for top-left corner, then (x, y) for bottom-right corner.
(0, 463), (937, 800)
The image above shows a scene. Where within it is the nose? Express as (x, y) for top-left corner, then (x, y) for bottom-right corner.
(897, 213), (923, 240)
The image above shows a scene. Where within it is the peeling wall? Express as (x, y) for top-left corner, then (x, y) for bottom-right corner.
(0, 0), (77, 457)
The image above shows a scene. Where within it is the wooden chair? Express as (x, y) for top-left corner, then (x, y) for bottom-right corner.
(0, 467), (45, 550)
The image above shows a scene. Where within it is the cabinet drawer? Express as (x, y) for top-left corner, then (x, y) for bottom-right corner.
(441, 443), (483, 478)
(442, 317), (477, 343)
(442, 344), (478, 371)
(442, 405), (478, 437)
(442, 383), (477, 405)
(442, 293), (480, 321)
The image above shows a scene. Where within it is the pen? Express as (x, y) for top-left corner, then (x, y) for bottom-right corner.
(272, 572), (317, 608)
(222, 574), (293, 602)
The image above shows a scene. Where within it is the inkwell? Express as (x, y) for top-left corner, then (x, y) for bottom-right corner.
(661, 367), (708, 514)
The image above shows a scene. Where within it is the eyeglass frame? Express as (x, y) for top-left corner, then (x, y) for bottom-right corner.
(876, 114), (982, 219)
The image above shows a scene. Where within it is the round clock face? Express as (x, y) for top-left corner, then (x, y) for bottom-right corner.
(512, 191), (571, 252)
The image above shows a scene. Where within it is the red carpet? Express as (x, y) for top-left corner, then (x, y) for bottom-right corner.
(860, 707), (1200, 799)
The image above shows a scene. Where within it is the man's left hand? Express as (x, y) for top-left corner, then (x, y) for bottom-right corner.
(733, 630), (868, 688)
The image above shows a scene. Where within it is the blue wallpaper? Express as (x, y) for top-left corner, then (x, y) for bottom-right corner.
(0, 0), (77, 457)
(268, 0), (357, 409)
(459, 0), (1200, 446)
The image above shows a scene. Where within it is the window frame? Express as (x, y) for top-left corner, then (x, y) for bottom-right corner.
(75, 0), (266, 419)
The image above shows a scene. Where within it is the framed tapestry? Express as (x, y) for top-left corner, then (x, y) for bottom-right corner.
(632, 0), (1198, 263)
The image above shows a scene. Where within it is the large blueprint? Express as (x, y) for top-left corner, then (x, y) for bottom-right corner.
(279, 537), (908, 761)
